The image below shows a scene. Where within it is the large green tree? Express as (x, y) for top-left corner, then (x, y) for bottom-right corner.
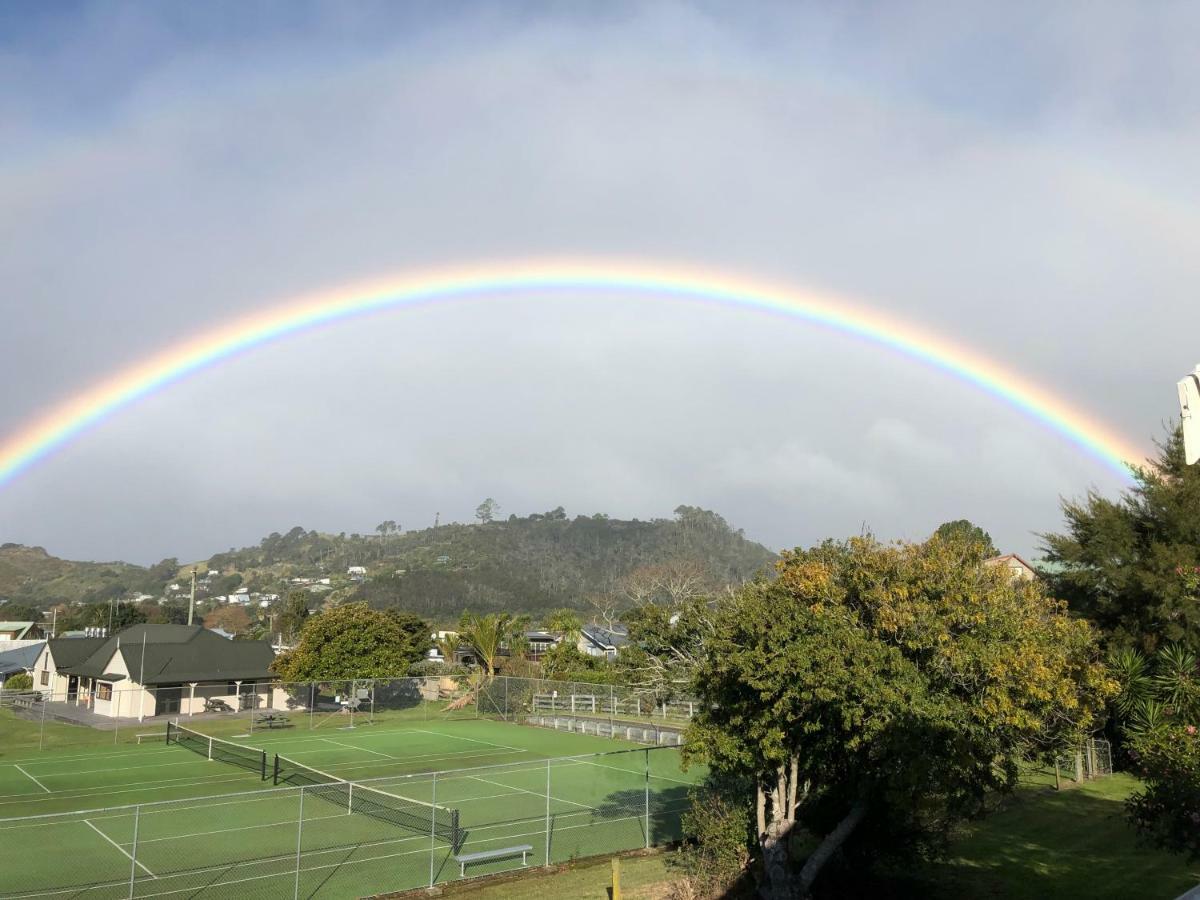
(272, 603), (429, 680)
(685, 536), (1112, 898)
(931, 519), (998, 559)
(1042, 427), (1200, 652)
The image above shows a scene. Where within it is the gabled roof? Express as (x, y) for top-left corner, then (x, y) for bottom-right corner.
(60, 625), (274, 686)
(0, 622), (38, 639)
(47, 637), (108, 668)
(0, 641), (43, 676)
(984, 554), (1039, 576)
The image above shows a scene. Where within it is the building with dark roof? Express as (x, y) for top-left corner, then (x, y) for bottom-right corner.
(33, 624), (275, 720)
(578, 623), (629, 660)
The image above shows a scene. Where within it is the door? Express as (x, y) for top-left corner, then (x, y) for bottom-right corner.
(156, 685), (183, 715)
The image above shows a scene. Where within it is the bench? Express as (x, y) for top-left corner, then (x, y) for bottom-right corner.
(10, 695), (37, 711)
(254, 714), (291, 729)
(454, 844), (533, 877)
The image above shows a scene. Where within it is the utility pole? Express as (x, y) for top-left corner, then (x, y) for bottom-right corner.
(188, 570), (197, 626)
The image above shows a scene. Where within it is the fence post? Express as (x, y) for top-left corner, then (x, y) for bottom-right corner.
(294, 786), (305, 900)
(308, 683), (315, 731)
(504, 676), (509, 721)
(429, 772), (438, 888)
(38, 686), (48, 750)
(128, 803), (141, 899)
(544, 758), (552, 867)
(113, 689), (121, 745)
(644, 749), (651, 849)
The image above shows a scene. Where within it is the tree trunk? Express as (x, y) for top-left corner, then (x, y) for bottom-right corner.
(757, 758), (802, 900)
(797, 798), (868, 898)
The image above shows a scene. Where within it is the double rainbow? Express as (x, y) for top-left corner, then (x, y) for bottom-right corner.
(0, 259), (1142, 489)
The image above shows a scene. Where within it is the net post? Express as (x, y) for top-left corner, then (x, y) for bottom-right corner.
(294, 786), (305, 900)
(544, 758), (552, 867)
(260, 747), (267, 781)
(644, 749), (651, 849)
(429, 771), (438, 888)
(128, 803), (140, 899)
(274, 753), (281, 784)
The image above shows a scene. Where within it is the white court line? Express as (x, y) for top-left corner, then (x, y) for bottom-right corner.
(320, 738), (393, 758)
(577, 758), (697, 786)
(14, 765), (50, 793)
(84, 819), (156, 878)
(410, 728), (526, 752)
(14, 797), (694, 899)
(467, 774), (596, 811)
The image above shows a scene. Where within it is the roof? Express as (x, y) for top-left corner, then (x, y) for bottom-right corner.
(0, 622), (38, 638)
(58, 625), (275, 686)
(0, 641), (43, 675)
(47, 637), (109, 668)
(984, 554), (1038, 573)
(580, 624), (629, 650)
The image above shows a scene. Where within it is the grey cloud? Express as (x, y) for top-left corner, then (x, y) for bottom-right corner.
(1, 2), (1196, 563)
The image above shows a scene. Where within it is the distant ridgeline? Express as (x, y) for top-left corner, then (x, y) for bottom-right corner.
(1, 506), (776, 618)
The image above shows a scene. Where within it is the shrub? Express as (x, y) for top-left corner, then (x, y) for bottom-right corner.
(4, 672), (33, 691)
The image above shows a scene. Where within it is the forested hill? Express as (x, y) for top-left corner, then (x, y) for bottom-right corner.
(1, 506), (777, 621)
(213, 506), (777, 619)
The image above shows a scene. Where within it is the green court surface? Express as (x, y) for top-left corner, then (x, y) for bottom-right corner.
(0, 718), (701, 898)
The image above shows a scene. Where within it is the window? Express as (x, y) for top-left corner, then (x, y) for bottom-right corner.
(40, 670), (49, 686)
(97, 682), (113, 701)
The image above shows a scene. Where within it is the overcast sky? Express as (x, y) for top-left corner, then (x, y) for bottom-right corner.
(1, 2), (1197, 565)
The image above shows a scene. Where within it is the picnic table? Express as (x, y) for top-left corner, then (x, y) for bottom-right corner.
(203, 697), (233, 713)
(254, 712), (291, 729)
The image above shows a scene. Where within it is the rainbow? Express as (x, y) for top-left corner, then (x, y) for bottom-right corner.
(0, 259), (1143, 489)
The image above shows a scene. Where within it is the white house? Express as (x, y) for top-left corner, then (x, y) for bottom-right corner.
(32, 624), (275, 720)
(984, 554), (1039, 582)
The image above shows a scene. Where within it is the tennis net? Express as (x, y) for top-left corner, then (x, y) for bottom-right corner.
(167, 721), (268, 780)
(273, 753), (462, 849)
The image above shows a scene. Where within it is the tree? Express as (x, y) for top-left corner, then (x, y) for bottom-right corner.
(273, 603), (429, 680)
(475, 498), (500, 524)
(1108, 643), (1200, 857)
(278, 591), (310, 642)
(4, 672), (33, 691)
(1042, 427), (1200, 652)
(457, 611), (526, 677)
(0, 602), (40, 621)
(542, 609), (582, 643)
(931, 519), (998, 559)
(685, 536), (1113, 898)
(203, 605), (252, 636)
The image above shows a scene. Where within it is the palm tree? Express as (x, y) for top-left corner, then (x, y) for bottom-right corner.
(457, 612), (527, 677)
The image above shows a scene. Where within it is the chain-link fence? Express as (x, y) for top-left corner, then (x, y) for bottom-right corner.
(0, 745), (695, 899)
(1053, 737), (1113, 788)
(4, 675), (701, 753)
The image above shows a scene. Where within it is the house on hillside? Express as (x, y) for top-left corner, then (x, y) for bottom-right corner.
(0, 622), (45, 641)
(984, 554), (1039, 582)
(32, 624), (275, 720)
(524, 631), (561, 660)
(578, 624), (629, 660)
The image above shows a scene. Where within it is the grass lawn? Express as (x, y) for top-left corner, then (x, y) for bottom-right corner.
(420, 772), (1200, 900)
(899, 773), (1200, 900)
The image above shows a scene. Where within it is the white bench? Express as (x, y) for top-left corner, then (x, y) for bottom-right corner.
(454, 844), (533, 877)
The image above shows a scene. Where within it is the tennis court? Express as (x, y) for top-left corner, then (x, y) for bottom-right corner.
(0, 716), (701, 898)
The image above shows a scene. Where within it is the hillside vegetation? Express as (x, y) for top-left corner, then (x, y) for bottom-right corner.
(0, 506), (776, 622)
